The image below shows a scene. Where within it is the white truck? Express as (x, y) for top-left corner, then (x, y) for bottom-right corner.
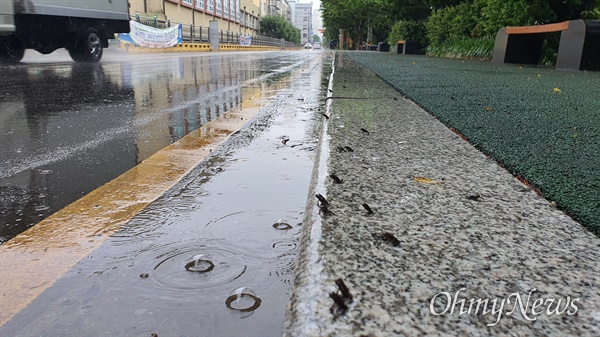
(0, 0), (130, 63)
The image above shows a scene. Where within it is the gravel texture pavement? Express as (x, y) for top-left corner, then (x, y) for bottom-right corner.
(284, 51), (600, 337)
(347, 52), (599, 235)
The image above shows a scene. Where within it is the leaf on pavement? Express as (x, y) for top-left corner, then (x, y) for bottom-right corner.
(413, 176), (441, 185)
(553, 87), (561, 93)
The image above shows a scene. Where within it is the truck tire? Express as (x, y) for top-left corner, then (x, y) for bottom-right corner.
(0, 39), (25, 64)
(68, 27), (103, 63)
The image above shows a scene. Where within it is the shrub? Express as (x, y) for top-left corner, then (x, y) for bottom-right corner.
(425, 2), (480, 45)
(388, 20), (428, 48)
(424, 0), (558, 61)
(426, 0), (556, 46)
(475, 0), (554, 36)
(581, 7), (600, 19)
(426, 36), (495, 59)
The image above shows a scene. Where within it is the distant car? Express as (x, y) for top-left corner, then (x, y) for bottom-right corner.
(312, 42), (321, 50)
(304, 43), (312, 49)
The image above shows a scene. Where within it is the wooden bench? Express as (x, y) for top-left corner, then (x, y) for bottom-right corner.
(396, 40), (425, 55)
(396, 40), (405, 54)
(493, 19), (600, 71)
(358, 43), (376, 51)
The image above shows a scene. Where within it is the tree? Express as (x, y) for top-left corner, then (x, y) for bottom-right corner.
(322, 0), (387, 48)
(259, 15), (301, 43)
(312, 34), (321, 43)
(322, 0), (447, 48)
(384, 0), (436, 21)
(321, 0), (599, 51)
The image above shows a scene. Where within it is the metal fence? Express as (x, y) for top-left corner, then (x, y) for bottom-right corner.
(132, 14), (301, 48)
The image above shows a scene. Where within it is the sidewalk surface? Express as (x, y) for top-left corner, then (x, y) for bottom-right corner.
(284, 52), (600, 336)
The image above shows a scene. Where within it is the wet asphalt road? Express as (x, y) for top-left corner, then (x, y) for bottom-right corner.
(0, 48), (323, 244)
(0, 48), (329, 335)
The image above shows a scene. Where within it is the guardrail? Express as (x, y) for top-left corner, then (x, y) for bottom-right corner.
(132, 14), (301, 48)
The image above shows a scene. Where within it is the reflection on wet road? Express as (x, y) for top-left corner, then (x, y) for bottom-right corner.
(0, 51), (329, 335)
(0, 51), (320, 243)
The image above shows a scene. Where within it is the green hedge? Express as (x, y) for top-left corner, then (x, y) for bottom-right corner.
(422, 0), (557, 61)
(425, 3), (480, 46)
(426, 36), (495, 59)
(388, 20), (428, 48)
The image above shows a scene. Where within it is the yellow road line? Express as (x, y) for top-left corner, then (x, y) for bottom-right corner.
(120, 41), (301, 53)
(0, 95), (263, 327)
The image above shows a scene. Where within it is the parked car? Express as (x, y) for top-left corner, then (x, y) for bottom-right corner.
(304, 43), (312, 49)
(312, 42), (321, 50)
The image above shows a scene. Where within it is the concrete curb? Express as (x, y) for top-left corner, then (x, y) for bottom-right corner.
(284, 52), (600, 336)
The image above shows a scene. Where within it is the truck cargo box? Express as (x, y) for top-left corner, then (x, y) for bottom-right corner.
(14, 0), (129, 21)
(0, 0), (16, 35)
(1, 0), (131, 63)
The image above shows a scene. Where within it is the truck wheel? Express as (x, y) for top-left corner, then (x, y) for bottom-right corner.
(68, 27), (103, 63)
(0, 39), (25, 64)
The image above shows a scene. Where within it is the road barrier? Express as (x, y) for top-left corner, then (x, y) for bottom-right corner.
(120, 40), (295, 53)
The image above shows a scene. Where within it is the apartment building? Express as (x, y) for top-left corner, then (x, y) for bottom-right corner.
(129, 0), (300, 35)
(292, 2), (312, 44)
(128, 0), (261, 35)
(263, 0), (291, 19)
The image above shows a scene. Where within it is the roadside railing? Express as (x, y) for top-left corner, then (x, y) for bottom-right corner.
(132, 14), (302, 48)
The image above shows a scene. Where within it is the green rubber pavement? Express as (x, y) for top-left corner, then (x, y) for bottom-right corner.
(347, 51), (600, 236)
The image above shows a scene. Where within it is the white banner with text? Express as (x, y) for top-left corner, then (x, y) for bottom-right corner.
(120, 21), (183, 48)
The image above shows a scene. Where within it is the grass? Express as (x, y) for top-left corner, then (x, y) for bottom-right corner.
(347, 52), (600, 236)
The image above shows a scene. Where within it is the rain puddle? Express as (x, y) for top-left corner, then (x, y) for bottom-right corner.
(0, 53), (332, 336)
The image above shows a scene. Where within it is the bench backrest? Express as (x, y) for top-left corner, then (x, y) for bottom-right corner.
(505, 21), (569, 35)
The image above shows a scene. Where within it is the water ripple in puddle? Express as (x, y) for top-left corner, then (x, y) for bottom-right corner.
(171, 200), (201, 212)
(270, 240), (298, 251)
(149, 245), (247, 292)
(111, 209), (181, 240)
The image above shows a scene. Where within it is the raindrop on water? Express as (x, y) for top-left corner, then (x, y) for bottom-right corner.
(271, 240), (297, 251)
(184, 254), (214, 272)
(225, 287), (261, 312)
(272, 218), (292, 230)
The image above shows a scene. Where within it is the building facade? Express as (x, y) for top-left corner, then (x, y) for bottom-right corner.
(292, 2), (312, 44)
(128, 0), (308, 37)
(129, 0), (261, 36)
